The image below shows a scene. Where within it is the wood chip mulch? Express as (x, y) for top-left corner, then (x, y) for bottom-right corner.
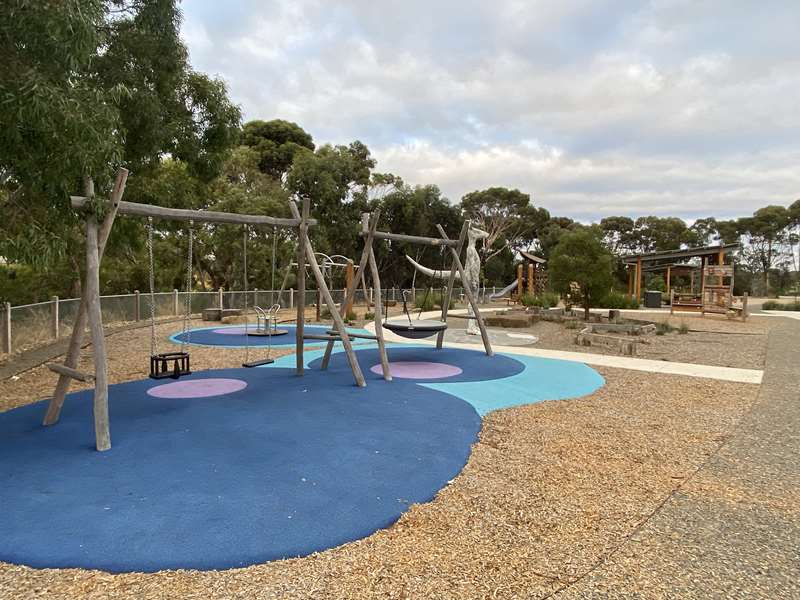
(0, 318), (760, 599)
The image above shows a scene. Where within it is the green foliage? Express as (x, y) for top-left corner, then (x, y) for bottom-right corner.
(364, 311), (375, 321)
(0, 0), (240, 273)
(414, 291), (454, 311)
(374, 182), (462, 287)
(655, 322), (674, 335)
(520, 292), (559, 309)
(241, 119), (314, 179)
(678, 321), (690, 334)
(762, 300), (800, 311)
(345, 310), (357, 322)
(564, 319), (581, 330)
(645, 273), (666, 292)
(598, 291), (640, 309)
(461, 187), (550, 262)
(549, 228), (614, 319)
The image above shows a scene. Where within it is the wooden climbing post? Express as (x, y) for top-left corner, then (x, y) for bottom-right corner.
(516, 263), (524, 301)
(666, 266), (671, 297)
(527, 263), (534, 295)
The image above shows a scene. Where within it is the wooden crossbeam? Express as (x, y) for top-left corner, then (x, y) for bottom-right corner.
(47, 363), (94, 382)
(359, 228), (460, 248)
(70, 197), (316, 228)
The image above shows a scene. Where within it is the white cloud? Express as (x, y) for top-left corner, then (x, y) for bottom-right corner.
(180, 0), (800, 220)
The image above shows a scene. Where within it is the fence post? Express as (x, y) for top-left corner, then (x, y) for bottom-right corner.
(51, 296), (59, 339)
(173, 289), (179, 315)
(1, 302), (10, 354)
(369, 287), (373, 303)
(254, 288), (259, 308)
(218, 288), (224, 310)
(134, 290), (141, 321)
(289, 288), (294, 309)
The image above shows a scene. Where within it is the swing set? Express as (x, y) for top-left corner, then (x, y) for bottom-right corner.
(42, 169), (493, 452)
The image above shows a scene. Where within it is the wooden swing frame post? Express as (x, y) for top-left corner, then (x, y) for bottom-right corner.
(436, 221), (469, 349)
(358, 217), (493, 357)
(288, 199), (366, 387)
(436, 224), (494, 357)
(43, 169), (128, 439)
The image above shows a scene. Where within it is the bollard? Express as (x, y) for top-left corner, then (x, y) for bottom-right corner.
(289, 288), (294, 309)
(173, 289), (179, 315)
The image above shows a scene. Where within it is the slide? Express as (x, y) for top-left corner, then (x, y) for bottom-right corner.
(489, 280), (518, 300)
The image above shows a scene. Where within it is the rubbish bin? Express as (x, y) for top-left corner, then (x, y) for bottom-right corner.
(644, 290), (662, 308)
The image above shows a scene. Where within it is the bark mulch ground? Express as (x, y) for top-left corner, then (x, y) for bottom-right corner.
(484, 313), (777, 370)
(0, 314), (763, 599)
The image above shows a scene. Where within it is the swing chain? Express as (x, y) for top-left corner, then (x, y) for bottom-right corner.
(146, 217), (157, 356)
(242, 225), (249, 362)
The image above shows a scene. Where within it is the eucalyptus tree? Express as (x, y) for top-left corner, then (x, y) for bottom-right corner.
(0, 0), (240, 300)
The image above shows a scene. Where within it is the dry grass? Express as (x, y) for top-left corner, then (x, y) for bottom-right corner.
(0, 317), (760, 600)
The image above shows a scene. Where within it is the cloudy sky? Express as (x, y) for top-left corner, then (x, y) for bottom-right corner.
(181, 0), (800, 222)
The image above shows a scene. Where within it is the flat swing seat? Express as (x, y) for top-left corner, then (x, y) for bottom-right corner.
(382, 319), (448, 340)
(246, 328), (289, 337)
(242, 358), (275, 368)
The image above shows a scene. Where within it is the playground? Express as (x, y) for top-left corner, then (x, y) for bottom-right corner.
(0, 184), (797, 598)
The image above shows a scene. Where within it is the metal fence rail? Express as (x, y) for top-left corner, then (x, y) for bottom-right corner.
(0, 284), (494, 357)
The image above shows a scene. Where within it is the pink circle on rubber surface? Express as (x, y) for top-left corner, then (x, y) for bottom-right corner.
(147, 378), (248, 398)
(212, 327), (250, 335)
(370, 361), (463, 379)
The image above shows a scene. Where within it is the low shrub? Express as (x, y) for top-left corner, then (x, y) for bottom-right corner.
(678, 321), (689, 335)
(520, 291), (560, 309)
(345, 310), (357, 322)
(564, 319), (581, 330)
(655, 322), (674, 336)
(599, 291), (640, 310)
(762, 300), (800, 311)
(414, 291), (454, 311)
(364, 311), (375, 320)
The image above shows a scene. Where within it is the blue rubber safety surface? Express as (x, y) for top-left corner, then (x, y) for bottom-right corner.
(0, 346), (604, 573)
(309, 346), (526, 383)
(0, 367), (481, 573)
(170, 324), (372, 348)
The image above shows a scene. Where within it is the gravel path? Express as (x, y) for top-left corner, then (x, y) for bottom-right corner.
(555, 316), (800, 599)
(479, 314), (776, 370)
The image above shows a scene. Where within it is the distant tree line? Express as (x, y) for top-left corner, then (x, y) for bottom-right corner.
(1, 1), (798, 305)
